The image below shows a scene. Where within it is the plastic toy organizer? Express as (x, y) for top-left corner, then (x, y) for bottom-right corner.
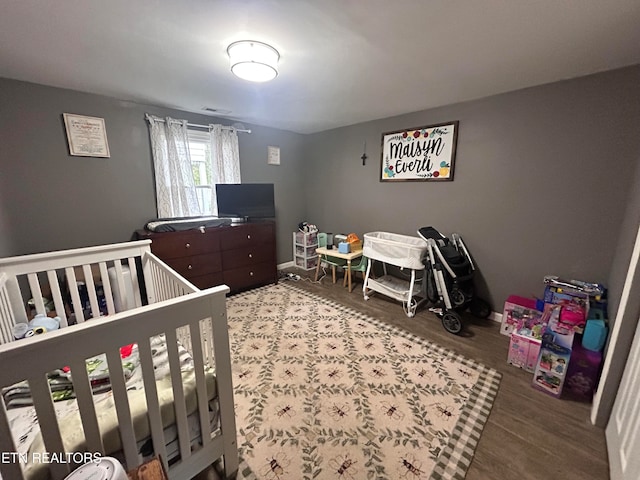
(362, 232), (428, 317)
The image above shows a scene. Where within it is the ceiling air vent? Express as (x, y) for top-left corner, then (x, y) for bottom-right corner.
(202, 107), (232, 115)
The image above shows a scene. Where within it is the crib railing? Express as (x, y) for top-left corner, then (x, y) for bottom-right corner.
(0, 285), (236, 480)
(0, 241), (202, 343)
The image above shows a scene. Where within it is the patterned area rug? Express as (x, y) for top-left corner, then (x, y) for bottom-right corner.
(227, 284), (501, 480)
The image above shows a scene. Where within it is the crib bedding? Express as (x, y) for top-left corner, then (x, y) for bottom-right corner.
(2, 346), (138, 408)
(5, 335), (217, 480)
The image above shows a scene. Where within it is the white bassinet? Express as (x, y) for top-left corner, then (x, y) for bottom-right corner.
(362, 232), (428, 317)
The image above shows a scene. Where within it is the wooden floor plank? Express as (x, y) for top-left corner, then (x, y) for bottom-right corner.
(281, 269), (609, 480)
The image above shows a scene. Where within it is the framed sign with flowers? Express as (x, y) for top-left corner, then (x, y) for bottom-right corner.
(380, 121), (458, 182)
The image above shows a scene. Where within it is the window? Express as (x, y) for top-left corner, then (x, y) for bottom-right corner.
(187, 129), (213, 214)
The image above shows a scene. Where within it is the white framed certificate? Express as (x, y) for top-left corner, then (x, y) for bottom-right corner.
(63, 113), (111, 158)
(267, 145), (280, 165)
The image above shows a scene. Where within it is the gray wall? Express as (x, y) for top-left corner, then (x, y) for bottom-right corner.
(0, 78), (306, 263)
(304, 65), (640, 310)
(592, 151), (640, 426)
(2, 66), (640, 312)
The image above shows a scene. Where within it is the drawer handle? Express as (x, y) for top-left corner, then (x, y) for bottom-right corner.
(249, 271), (254, 277)
(188, 265), (193, 270)
(247, 234), (251, 240)
(185, 243), (191, 249)
(248, 253), (253, 258)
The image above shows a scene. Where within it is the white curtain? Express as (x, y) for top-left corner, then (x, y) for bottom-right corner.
(147, 115), (202, 218)
(209, 124), (241, 215)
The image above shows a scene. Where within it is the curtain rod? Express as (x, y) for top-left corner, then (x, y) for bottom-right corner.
(145, 113), (251, 133)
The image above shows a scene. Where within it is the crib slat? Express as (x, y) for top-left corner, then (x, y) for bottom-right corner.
(127, 257), (142, 308)
(204, 318), (215, 368)
(29, 375), (71, 479)
(159, 267), (170, 302)
(137, 338), (169, 472)
(0, 397), (24, 480)
(166, 328), (191, 460)
(68, 357), (105, 455)
(47, 270), (68, 327)
(27, 273), (46, 316)
(141, 254), (156, 305)
(65, 267), (85, 323)
(157, 266), (168, 302)
(105, 349), (140, 468)
(189, 320), (211, 446)
(82, 264), (101, 319)
(0, 283), (15, 344)
(211, 296), (240, 477)
(99, 261), (116, 315)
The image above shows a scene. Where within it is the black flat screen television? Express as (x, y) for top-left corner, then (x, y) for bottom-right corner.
(215, 183), (275, 219)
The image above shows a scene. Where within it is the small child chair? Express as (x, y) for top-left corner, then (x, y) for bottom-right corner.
(317, 232), (347, 284)
(342, 255), (370, 288)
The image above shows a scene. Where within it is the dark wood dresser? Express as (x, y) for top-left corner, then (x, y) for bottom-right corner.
(134, 222), (277, 293)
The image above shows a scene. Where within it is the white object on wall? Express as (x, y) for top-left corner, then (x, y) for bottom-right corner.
(268, 145), (280, 165)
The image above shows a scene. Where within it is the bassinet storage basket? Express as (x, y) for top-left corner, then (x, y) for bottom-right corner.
(362, 232), (428, 317)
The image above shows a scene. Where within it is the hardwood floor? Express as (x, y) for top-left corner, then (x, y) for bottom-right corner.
(280, 269), (610, 480)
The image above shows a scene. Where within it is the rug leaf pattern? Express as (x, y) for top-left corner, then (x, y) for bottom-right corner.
(227, 284), (501, 480)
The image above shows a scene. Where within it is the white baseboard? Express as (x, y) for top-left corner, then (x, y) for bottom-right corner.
(489, 311), (502, 324)
(278, 261), (295, 270)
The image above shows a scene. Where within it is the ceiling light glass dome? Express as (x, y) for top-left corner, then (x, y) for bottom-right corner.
(227, 40), (279, 82)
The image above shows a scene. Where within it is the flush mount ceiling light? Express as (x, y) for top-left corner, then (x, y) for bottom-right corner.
(227, 40), (279, 82)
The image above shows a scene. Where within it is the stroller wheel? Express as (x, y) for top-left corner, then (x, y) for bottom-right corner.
(450, 288), (467, 307)
(441, 311), (463, 334)
(469, 297), (492, 319)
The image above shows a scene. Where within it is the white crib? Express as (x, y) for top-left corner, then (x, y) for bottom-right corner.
(362, 232), (429, 317)
(0, 240), (238, 480)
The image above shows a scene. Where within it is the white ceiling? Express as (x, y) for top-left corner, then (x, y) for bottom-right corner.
(1, 0), (640, 134)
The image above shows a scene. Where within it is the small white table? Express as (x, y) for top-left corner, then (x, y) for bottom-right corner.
(314, 247), (363, 292)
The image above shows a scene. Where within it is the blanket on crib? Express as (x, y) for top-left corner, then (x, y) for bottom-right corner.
(2, 345), (137, 408)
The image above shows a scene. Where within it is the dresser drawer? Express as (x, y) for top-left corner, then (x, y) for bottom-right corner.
(222, 245), (275, 270)
(223, 261), (277, 292)
(164, 252), (222, 278)
(150, 231), (220, 259)
(187, 272), (224, 290)
(220, 223), (275, 250)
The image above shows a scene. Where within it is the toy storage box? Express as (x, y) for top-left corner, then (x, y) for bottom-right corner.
(564, 340), (604, 401)
(532, 329), (574, 398)
(501, 295), (543, 336)
(508, 333), (541, 372)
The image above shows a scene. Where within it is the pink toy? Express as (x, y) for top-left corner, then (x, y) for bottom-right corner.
(501, 296), (543, 337)
(508, 333), (542, 373)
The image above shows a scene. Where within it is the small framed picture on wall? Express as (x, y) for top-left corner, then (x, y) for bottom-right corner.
(63, 113), (111, 157)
